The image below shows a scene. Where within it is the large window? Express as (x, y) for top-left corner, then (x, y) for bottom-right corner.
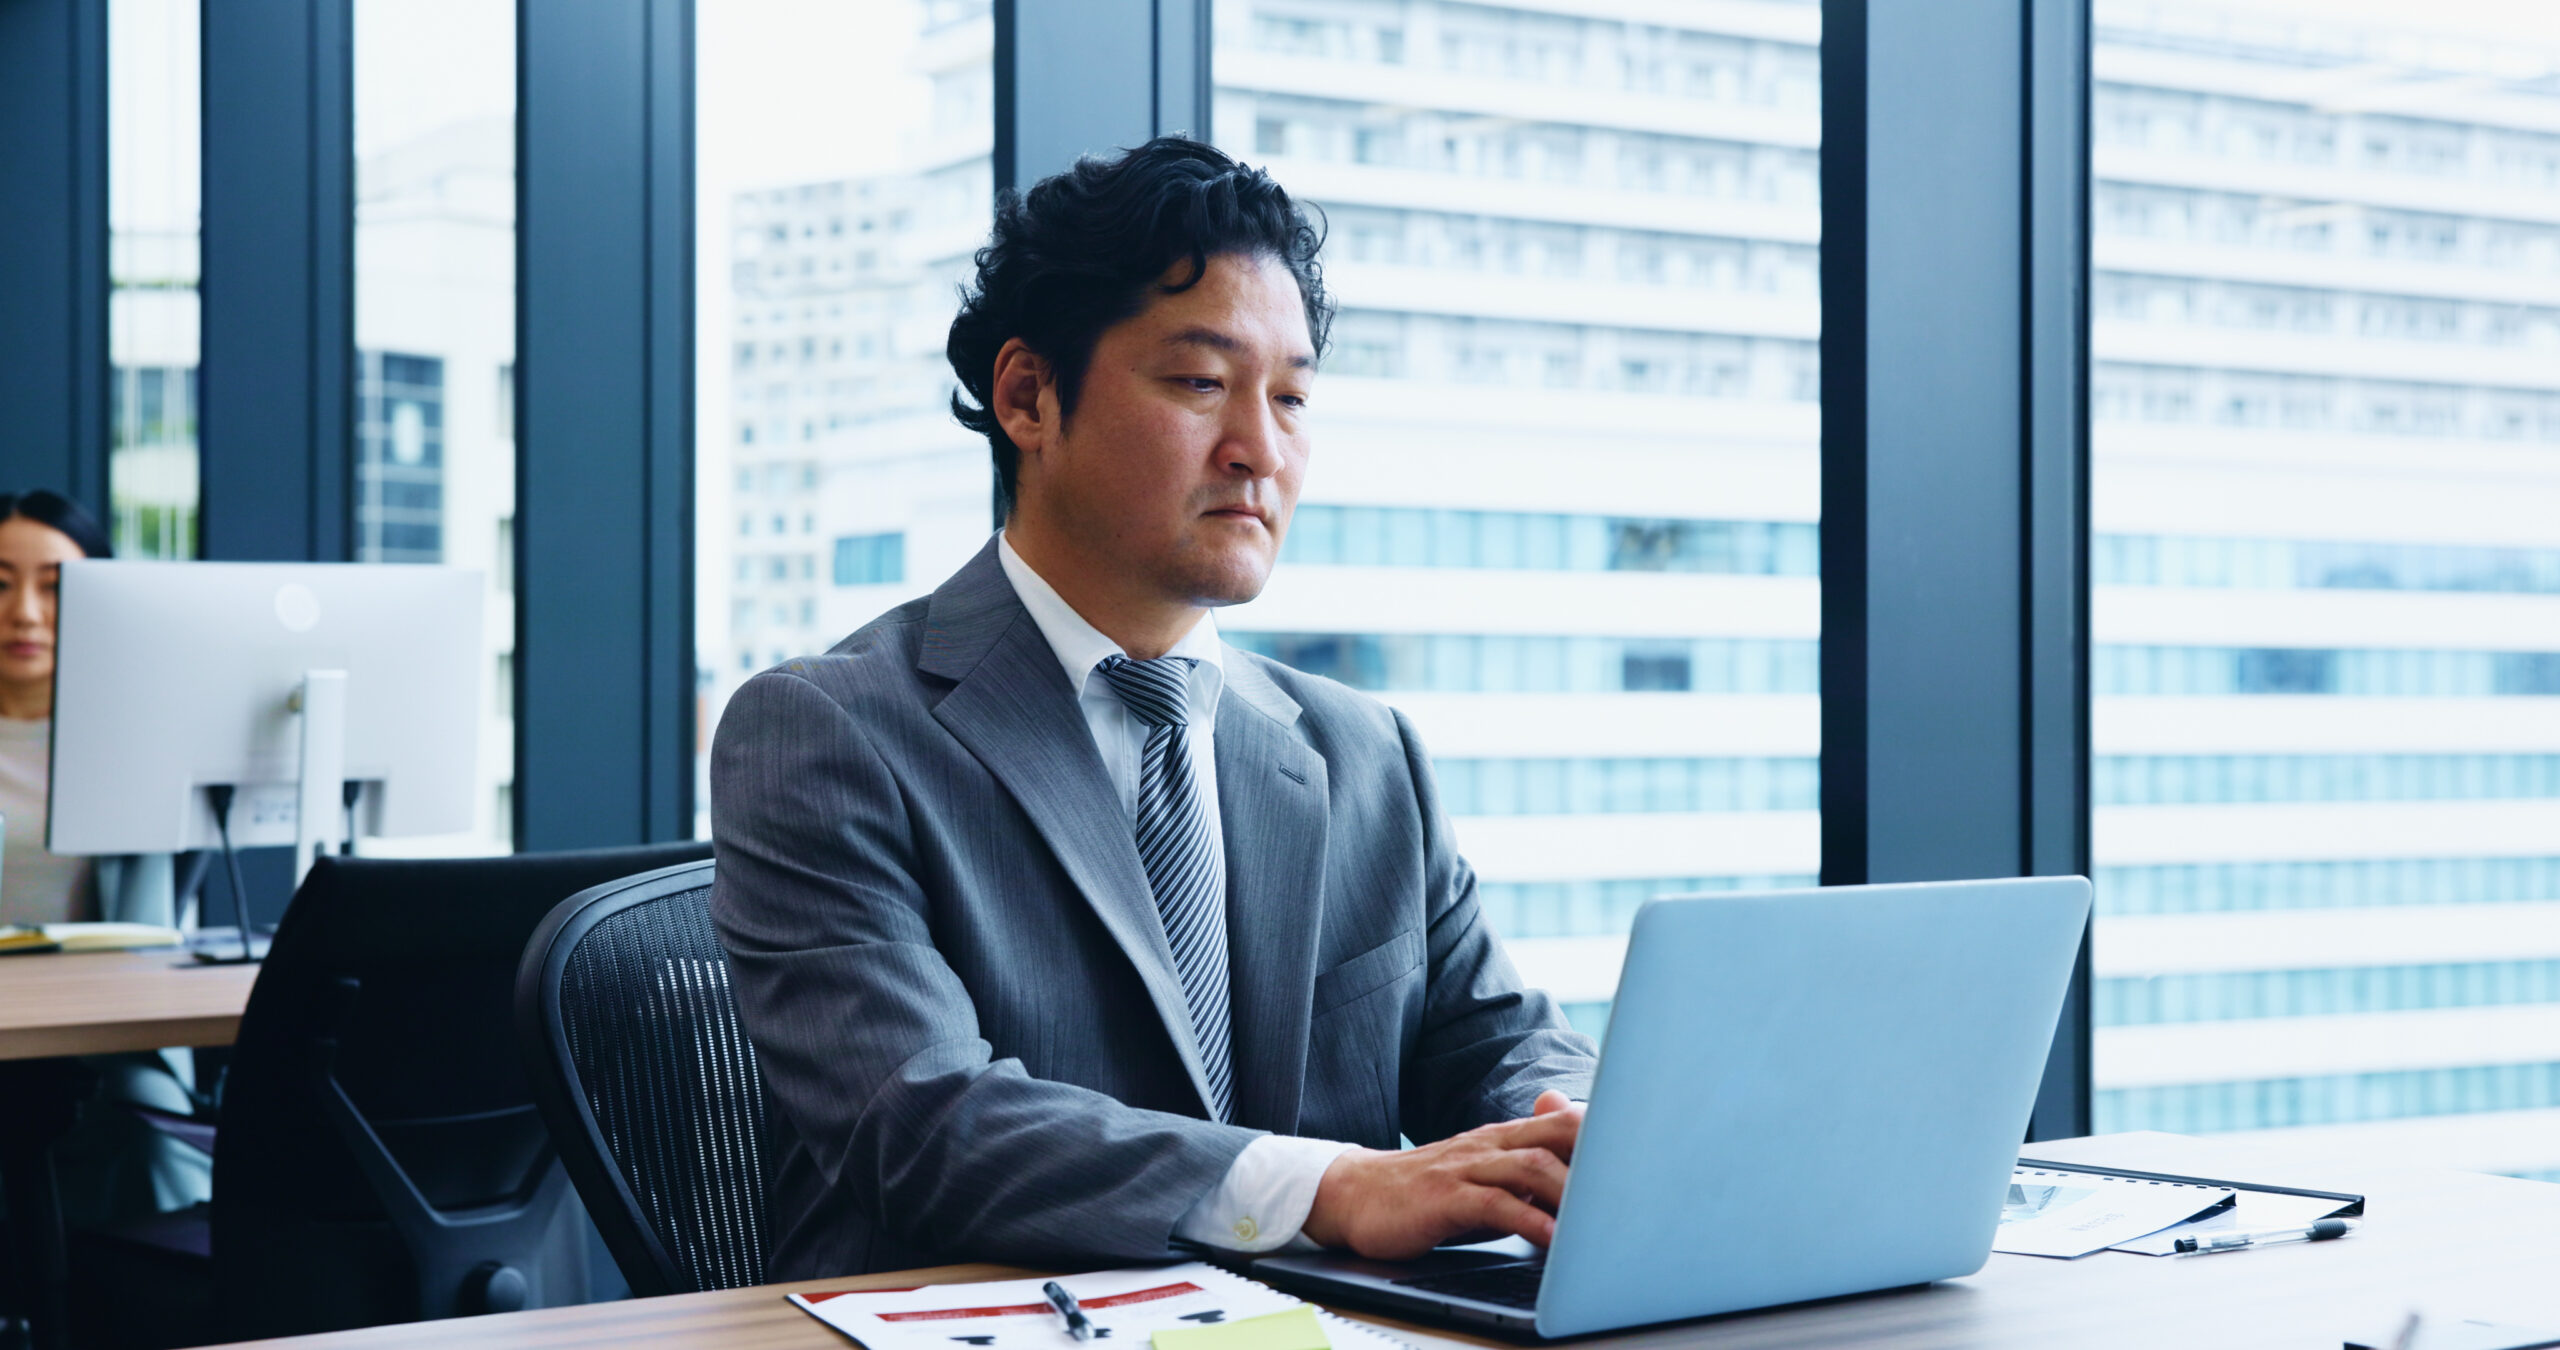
(352, 0), (516, 850)
(107, 0), (198, 560)
(2090, 0), (2560, 1182)
(1210, 0), (1823, 1032)
(694, 0), (995, 833)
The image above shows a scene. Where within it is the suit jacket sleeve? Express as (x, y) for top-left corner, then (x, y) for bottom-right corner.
(710, 668), (1260, 1266)
(1391, 707), (1602, 1142)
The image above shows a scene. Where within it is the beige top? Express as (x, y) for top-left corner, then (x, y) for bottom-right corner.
(0, 716), (96, 926)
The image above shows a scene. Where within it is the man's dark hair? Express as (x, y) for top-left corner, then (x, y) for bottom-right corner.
(0, 489), (112, 559)
(947, 136), (1332, 515)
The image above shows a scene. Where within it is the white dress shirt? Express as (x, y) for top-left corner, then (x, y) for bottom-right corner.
(995, 534), (1353, 1253)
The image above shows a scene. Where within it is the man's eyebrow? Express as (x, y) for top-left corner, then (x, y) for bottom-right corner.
(1164, 326), (1318, 370)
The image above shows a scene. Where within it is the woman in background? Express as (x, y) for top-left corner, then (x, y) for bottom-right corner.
(0, 489), (210, 1223)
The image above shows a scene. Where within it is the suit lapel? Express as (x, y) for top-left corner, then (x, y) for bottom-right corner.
(922, 541), (1218, 1118)
(1215, 654), (1328, 1135)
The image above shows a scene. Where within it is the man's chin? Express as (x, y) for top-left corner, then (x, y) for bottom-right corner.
(1170, 552), (1274, 609)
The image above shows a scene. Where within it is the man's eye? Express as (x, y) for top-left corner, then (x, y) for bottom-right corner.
(1176, 377), (1220, 392)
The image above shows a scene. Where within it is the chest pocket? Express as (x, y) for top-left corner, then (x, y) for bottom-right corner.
(1310, 926), (1425, 1019)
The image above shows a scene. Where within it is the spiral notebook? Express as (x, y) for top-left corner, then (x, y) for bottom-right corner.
(788, 1262), (1420, 1350)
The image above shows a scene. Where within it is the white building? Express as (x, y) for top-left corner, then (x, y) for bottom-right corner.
(719, 3), (995, 711)
(718, 0), (2560, 1177)
(2083, 0), (2560, 1180)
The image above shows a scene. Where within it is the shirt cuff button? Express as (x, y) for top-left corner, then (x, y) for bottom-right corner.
(1233, 1217), (1260, 1242)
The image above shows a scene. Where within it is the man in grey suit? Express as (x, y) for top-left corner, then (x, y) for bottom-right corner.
(712, 137), (1599, 1281)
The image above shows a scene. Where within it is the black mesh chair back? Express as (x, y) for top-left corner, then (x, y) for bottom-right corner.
(514, 859), (771, 1296)
(210, 840), (712, 1341)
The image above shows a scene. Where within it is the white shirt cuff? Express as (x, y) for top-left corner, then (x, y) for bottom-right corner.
(1174, 1134), (1359, 1253)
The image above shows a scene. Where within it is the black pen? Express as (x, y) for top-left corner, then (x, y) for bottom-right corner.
(1042, 1281), (1094, 1340)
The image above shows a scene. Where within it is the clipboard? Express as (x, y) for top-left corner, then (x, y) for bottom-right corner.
(2018, 1157), (2364, 1256)
(2015, 1158), (2366, 1216)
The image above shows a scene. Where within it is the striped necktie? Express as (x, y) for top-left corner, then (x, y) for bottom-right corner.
(1095, 654), (1235, 1123)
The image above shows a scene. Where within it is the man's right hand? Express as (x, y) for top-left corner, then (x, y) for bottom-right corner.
(1298, 1091), (1583, 1260)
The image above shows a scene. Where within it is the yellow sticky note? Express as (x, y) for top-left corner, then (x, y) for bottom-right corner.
(1150, 1303), (1330, 1350)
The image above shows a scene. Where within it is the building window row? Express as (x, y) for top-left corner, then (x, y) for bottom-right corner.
(1478, 873), (1819, 941)
(1233, 631), (2558, 701)
(2099, 857), (2560, 917)
(734, 554), (818, 584)
(1242, 93), (1818, 205)
(2096, 1061), (2560, 1136)
(2097, 532), (2560, 595)
(2098, 645), (2560, 697)
(1432, 756), (1818, 817)
(2097, 753), (2560, 807)
(1273, 511), (2560, 597)
(1324, 310), (1818, 400)
(2093, 362), (2560, 443)
(2095, 81), (2560, 192)
(2095, 272), (2560, 349)
(1323, 203), (1818, 294)
(833, 532), (905, 587)
(2098, 960), (2560, 1027)
(1281, 504), (1819, 575)
(2093, 183), (2560, 276)
(1224, 632), (1819, 695)
(1246, 3), (1819, 112)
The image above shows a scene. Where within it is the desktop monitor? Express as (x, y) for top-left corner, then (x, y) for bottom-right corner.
(47, 560), (485, 863)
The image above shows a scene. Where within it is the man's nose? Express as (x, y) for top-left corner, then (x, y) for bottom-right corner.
(1220, 398), (1285, 479)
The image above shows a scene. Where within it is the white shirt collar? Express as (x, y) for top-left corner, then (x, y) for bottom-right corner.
(995, 531), (1225, 705)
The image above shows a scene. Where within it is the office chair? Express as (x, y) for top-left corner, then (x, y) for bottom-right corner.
(515, 858), (773, 1296)
(202, 840), (712, 1342)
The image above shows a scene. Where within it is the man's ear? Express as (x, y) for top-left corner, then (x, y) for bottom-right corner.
(990, 338), (1054, 466)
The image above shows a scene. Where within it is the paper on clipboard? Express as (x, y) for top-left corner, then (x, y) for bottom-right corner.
(1992, 1167), (2235, 1258)
(787, 1262), (1415, 1350)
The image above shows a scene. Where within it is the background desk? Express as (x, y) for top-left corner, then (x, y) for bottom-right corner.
(0, 947), (258, 1060)
(196, 1131), (2560, 1350)
(0, 948), (254, 1350)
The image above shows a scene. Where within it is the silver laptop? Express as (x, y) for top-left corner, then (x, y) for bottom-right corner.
(1250, 876), (2091, 1339)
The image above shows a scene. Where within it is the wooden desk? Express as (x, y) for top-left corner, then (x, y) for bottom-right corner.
(0, 947), (258, 1060)
(197, 1132), (2560, 1350)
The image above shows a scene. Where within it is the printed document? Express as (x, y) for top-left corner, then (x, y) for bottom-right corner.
(788, 1262), (1412, 1350)
(1993, 1167), (2236, 1258)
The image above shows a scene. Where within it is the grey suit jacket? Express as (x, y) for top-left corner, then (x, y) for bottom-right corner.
(711, 538), (1598, 1279)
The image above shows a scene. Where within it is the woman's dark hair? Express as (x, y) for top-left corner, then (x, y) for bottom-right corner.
(947, 136), (1332, 514)
(0, 490), (112, 559)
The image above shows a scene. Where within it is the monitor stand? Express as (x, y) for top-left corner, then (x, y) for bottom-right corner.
(291, 669), (348, 885)
(195, 669), (351, 965)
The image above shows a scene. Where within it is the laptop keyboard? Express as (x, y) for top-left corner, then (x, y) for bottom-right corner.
(1392, 1262), (1546, 1311)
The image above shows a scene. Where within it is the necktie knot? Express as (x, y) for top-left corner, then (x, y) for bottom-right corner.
(1097, 655), (1195, 729)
